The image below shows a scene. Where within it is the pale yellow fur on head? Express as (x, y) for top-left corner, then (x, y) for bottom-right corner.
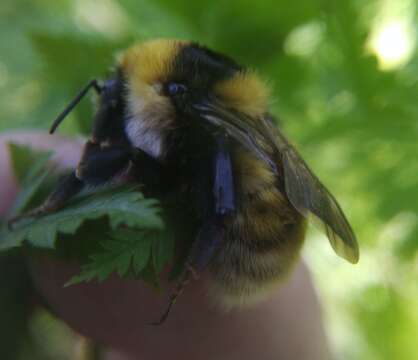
(118, 39), (188, 132)
(117, 39), (190, 158)
(119, 40), (270, 119)
(119, 38), (188, 84)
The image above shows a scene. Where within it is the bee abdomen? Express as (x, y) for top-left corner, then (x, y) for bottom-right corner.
(210, 248), (292, 308)
(208, 149), (307, 308)
(209, 206), (307, 309)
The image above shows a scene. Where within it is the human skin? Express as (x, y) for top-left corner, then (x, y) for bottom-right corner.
(0, 131), (330, 360)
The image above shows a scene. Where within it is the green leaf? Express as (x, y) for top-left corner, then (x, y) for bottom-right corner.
(65, 229), (170, 286)
(0, 143), (54, 249)
(0, 144), (174, 287)
(0, 187), (163, 251)
(0, 224), (23, 252)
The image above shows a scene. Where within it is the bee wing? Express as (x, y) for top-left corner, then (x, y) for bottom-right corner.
(273, 127), (359, 263)
(193, 101), (278, 171)
(193, 100), (358, 263)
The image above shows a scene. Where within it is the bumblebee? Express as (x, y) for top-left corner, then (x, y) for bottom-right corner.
(10, 39), (359, 322)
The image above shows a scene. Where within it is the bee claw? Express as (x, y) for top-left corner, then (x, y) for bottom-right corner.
(186, 263), (200, 280)
(7, 215), (23, 230)
(148, 310), (171, 326)
(148, 264), (200, 325)
(6, 207), (46, 231)
(148, 293), (177, 326)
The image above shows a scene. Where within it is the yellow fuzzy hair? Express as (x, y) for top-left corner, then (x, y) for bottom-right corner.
(118, 39), (187, 130)
(119, 39), (188, 84)
(209, 219), (307, 310)
(233, 149), (276, 196)
(214, 70), (271, 118)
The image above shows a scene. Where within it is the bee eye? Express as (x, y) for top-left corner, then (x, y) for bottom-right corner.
(167, 82), (187, 96)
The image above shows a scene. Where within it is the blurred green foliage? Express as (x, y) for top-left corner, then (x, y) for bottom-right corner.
(0, 0), (417, 359)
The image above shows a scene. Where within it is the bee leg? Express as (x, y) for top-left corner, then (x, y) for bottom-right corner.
(152, 133), (235, 325)
(8, 141), (132, 229)
(186, 262), (200, 280)
(75, 141), (132, 185)
(150, 218), (226, 325)
(185, 132), (235, 271)
(148, 226), (223, 326)
(186, 132), (235, 272)
(187, 218), (226, 272)
(7, 172), (83, 229)
(149, 266), (192, 325)
(213, 133), (235, 216)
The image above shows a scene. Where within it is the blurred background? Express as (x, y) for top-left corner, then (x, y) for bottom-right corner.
(0, 0), (417, 359)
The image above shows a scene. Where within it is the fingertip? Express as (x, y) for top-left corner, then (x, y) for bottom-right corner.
(0, 137), (19, 216)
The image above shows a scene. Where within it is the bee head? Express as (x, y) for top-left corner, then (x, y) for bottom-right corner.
(49, 39), (271, 161)
(119, 39), (271, 159)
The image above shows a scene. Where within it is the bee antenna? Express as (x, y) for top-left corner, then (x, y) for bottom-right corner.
(49, 79), (102, 134)
(149, 267), (194, 326)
